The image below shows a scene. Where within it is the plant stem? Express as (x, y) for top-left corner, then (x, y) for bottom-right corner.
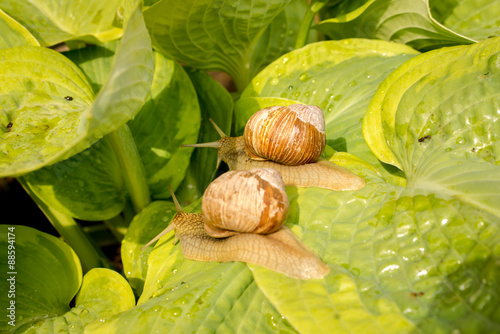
(295, 8), (317, 49)
(106, 124), (151, 214)
(18, 178), (109, 272)
(294, 0), (331, 49)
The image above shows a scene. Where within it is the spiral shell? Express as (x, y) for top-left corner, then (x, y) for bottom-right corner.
(201, 168), (289, 238)
(243, 104), (326, 165)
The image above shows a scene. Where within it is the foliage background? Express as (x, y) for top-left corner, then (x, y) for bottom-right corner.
(0, 0), (499, 333)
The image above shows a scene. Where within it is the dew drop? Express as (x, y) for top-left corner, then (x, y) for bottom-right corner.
(287, 85), (293, 90)
(270, 78), (279, 85)
(282, 57), (289, 64)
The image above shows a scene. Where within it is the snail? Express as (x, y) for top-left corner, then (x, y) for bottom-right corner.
(183, 104), (365, 191)
(142, 168), (330, 280)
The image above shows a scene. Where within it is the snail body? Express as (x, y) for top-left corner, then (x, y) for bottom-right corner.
(142, 171), (330, 280)
(183, 104), (365, 191)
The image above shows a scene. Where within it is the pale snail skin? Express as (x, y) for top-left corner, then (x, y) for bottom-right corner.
(183, 104), (365, 191)
(141, 170), (330, 280)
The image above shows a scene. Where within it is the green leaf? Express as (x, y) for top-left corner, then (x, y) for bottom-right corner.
(250, 0), (317, 77)
(75, 268), (135, 322)
(0, 46), (94, 177)
(176, 68), (233, 204)
(64, 40), (120, 95)
(0, 9), (39, 49)
(22, 138), (126, 221)
(430, 0), (500, 41)
(128, 54), (200, 200)
(15, 268), (135, 333)
(238, 39), (419, 185)
(0, 0), (123, 46)
(0, 225), (82, 332)
(364, 36), (500, 217)
(122, 200), (178, 296)
(81, 4), (154, 149)
(0, 3), (154, 178)
(143, 0), (293, 90)
(314, 0), (475, 51)
(68, 46), (200, 201)
(253, 155), (500, 333)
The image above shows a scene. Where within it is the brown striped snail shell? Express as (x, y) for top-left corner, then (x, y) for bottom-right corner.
(243, 104), (326, 165)
(202, 168), (289, 238)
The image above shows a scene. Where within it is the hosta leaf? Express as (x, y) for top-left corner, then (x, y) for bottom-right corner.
(237, 39), (419, 185)
(75, 268), (135, 324)
(0, 3), (154, 177)
(14, 268), (135, 333)
(0, 0), (122, 46)
(315, 0), (475, 51)
(68, 46), (201, 201)
(430, 0), (500, 41)
(128, 54), (200, 199)
(64, 40), (120, 94)
(176, 68), (233, 204)
(252, 154), (500, 333)
(143, 0), (293, 90)
(21, 138), (125, 221)
(0, 225), (82, 332)
(0, 46), (94, 177)
(250, 0), (317, 77)
(122, 200), (177, 296)
(0, 9), (39, 49)
(82, 4), (154, 147)
(364, 36), (500, 217)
